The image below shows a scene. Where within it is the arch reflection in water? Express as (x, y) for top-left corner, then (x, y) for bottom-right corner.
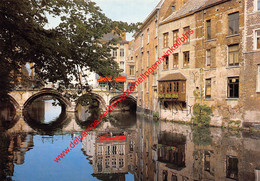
(76, 95), (101, 128)
(0, 99), (19, 131)
(23, 96), (71, 134)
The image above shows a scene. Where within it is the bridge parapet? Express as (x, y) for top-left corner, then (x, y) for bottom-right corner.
(9, 89), (137, 112)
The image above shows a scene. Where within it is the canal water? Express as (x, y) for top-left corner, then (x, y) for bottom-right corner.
(0, 97), (260, 181)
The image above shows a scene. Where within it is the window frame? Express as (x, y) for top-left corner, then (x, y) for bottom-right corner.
(255, 29), (260, 50)
(147, 29), (150, 44)
(173, 53), (179, 68)
(183, 26), (190, 44)
(163, 32), (169, 48)
(228, 44), (240, 66)
(113, 49), (117, 57)
(205, 78), (212, 99)
(183, 51), (190, 67)
(129, 65), (135, 76)
(206, 49), (211, 66)
(206, 19), (211, 40)
(228, 12), (239, 35)
(163, 55), (169, 70)
(173, 29), (179, 45)
(120, 49), (124, 57)
(227, 77), (239, 98)
(257, 64), (260, 92)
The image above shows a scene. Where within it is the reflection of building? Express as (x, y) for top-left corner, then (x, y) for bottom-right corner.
(157, 121), (260, 181)
(82, 129), (136, 180)
(0, 133), (34, 180)
(82, 132), (96, 163)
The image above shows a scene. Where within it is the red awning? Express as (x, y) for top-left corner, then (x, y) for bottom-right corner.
(97, 76), (126, 82)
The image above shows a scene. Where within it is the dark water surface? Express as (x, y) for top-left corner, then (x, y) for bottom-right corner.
(0, 98), (260, 181)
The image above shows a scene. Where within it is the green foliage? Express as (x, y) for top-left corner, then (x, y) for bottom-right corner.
(192, 126), (212, 146)
(153, 111), (159, 120)
(228, 120), (241, 129)
(192, 103), (212, 127)
(0, 0), (140, 95)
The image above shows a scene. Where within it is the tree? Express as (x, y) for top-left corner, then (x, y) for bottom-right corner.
(0, 0), (140, 96)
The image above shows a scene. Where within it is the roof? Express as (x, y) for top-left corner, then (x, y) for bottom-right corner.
(162, 0), (208, 23)
(159, 73), (186, 82)
(198, 0), (229, 10)
(101, 32), (128, 43)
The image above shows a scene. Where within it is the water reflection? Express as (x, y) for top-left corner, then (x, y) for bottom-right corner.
(0, 101), (260, 180)
(0, 100), (19, 131)
(23, 96), (71, 134)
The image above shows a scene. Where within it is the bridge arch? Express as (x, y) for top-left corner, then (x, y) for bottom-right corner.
(23, 89), (72, 110)
(76, 93), (107, 111)
(6, 95), (20, 110)
(109, 94), (137, 112)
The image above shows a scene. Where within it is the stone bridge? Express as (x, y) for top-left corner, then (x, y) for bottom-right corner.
(8, 88), (137, 112)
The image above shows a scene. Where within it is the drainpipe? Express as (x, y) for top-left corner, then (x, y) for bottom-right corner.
(157, 9), (160, 118)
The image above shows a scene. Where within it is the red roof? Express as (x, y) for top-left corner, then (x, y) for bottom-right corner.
(97, 76), (126, 82)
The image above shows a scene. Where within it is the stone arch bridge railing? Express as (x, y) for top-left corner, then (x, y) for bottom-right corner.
(9, 88), (137, 112)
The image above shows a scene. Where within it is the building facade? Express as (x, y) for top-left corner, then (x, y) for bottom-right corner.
(134, 0), (260, 127)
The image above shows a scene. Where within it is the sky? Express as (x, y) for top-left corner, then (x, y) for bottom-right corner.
(94, 0), (159, 40)
(46, 0), (159, 40)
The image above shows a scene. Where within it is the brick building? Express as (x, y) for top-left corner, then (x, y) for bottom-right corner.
(134, 0), (260, 127)
(242, 0), (260, 125)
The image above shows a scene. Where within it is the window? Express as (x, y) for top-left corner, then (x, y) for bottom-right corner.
(206, 20), (211, 40)
(120, 49), (124, 57)
(112, 158), (117, 168)
(129, 65), (135, 76)
(204, 151), (211, 172)
(206, 49), (211, 66)
(141, 52), (144, 70)
(257, 0), (260, 11)
(120, 43), (124, 46)
(98, 146), (102, 155)
(131, 56), (133, 61)
(163, 33), (169, 48)
(153, 71), (157, 85)
(147, 51), (149, 67)
(184, 26), (190, 43)
(136, 55), (138, 71)
(257, 65), (260, 92)
(119, 158), (124, 168)
(112, 145), (117, 155)
(256, 30), (260, 49)
(173, 29), (179, 44)
(228, 12), (239, 35)
(155, 20), (158, 37)
(174, 82), (179, 93)
(228, 44), (239, 66)
(105, 146), (110, 155)
(113, 49), (117, 57)
(172, 5), (175, 11)
(120, 62), (124, 69)
(147, 29), (150, 43)
(171, 174), (177, 181)
(163, 170), (168, 181)
(163, 56), (169, 70)
(183, 51), (190, 67)
(105, 159), (110, 168)
(205, 79), (211, 98)
(173, 53), (179, 68)
(226, 156), (238, 180)
(228, 77), (239, 98)
(141, 34), (144, 47)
